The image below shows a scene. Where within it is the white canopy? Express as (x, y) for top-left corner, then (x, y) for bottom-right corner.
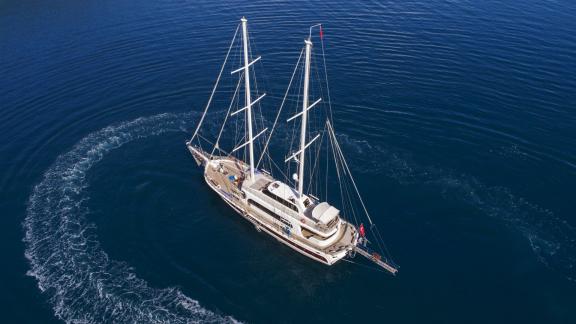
(311, 202), (339, 224)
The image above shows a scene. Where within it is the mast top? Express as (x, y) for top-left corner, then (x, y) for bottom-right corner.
(241, 17), (247, 22)
(308, 23), (322, 39)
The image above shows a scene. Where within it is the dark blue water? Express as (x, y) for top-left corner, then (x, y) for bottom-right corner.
(2, 0), (576, 323)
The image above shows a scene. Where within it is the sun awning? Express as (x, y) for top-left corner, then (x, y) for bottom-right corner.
(311, 202), (339, 224)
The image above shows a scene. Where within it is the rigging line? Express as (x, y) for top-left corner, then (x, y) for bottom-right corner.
(256, 48), (304, 169)
(197, 134), (232, 156)
(327, 122), (348, 223)
(311, 55), (327, 198)
(189, 24), (240, 143)
(311, 49), (326, 114)
(211, 73), (244, 158)
(342, 169), (361, 229)
(310, 133), (324, 196)
(373, 225), (396, 265)
(328, 121), (374, 226)
(244, 106), (247, 163)
(334, 140), (358, 226)
(328, 124), (390, 257)
(233, 97), (239, 153)
(287, 54), (306, 186)
(327, 123), (360, 227)
(362, 208), (385, 253)
(320, 30), (335, 124)
(312, 57), (328, 147)
(313, 129), (326, 198)
(250, 57), (269, 172)
(325, 129), (329, 201)
(234, 132), (247, 153)
(234, 93), (242, 159)
(288, 55), (305, 183)
(338, 155), (381, 254)
(195, 134), (202, 152)
(306, 126), (326, 195)
(265, 150), (289, 181)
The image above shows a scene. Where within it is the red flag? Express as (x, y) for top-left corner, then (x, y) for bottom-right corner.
(319, 25), (324, 40)
(359, 223), (365, 237)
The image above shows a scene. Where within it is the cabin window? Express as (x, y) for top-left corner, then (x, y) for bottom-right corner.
(261, 189), (299, 213)
(326, 216), (339, 228)
(303, 198), (311, 208)
(248, 199), (293, 228)
(301, 225), (338, 241)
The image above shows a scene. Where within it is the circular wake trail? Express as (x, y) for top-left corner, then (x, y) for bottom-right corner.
(24, 113), (237, 323)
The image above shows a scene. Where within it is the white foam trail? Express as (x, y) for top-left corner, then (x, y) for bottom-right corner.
(24, 113), (239, 323)
(337, 134), (576, 282)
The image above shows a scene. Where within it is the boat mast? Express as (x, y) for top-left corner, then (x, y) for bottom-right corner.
(298, 38), (312, 196)
(241, 17), (256, 183)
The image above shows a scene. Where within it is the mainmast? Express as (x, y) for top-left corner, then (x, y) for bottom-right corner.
(241, 17), (256, 183)
(285, 35), (321, 196)
(298, 39), (312, 196)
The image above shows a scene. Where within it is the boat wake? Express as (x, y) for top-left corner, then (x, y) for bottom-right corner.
(338, 134), (576, 282)
(24, 112), (238, 323)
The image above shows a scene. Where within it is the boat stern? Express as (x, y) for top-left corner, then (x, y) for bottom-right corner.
(324, 221), (359, 265)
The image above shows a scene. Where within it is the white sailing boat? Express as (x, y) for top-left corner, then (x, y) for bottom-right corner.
(186, 17), (398, 274)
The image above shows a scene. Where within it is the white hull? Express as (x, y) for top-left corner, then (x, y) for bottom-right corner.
(189, 145), (356, 265)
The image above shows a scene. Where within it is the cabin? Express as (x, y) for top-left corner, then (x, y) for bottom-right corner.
(243, 177), (343, 248)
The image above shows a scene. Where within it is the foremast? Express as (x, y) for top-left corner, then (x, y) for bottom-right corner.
(188, 16), (267, 179)
(230, 17), (267, 183)
(241, 17), (256, 183)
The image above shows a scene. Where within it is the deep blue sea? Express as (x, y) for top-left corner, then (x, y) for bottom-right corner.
(2, 0), (576, 323)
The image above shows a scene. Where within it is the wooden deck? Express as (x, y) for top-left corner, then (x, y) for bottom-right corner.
(204, 157), (247, 201)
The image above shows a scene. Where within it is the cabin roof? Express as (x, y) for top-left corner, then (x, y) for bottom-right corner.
(267, 181), (299, 202)
(311, 202), (340, 224)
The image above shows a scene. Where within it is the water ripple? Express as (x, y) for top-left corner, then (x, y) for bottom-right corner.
(338, 134), (576, 282)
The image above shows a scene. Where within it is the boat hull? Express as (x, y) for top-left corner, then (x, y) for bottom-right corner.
(203, 172), (350, 265)
(188, 144), (354, 265)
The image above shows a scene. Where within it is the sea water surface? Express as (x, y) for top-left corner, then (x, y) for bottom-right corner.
(2, 0), (576, 323)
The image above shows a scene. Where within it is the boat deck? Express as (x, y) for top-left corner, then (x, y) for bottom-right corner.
(204, 157), (247, 200)
(203, 155), (356, 258)
(324, 222), (356, 254)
